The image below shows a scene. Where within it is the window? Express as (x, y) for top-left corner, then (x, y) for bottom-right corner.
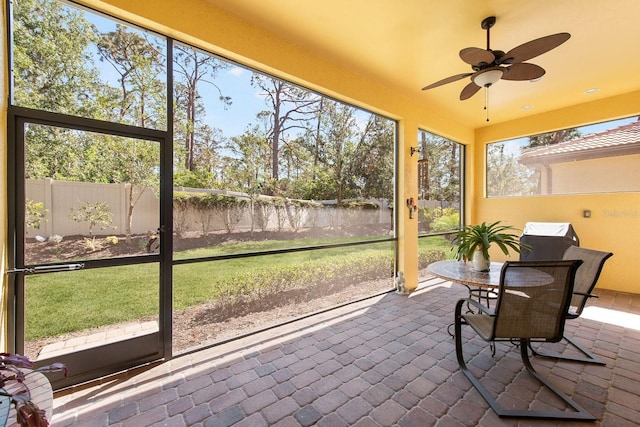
(11, 0), (397, 356)
(416, 130), (464, 234)
(169, 43), (397, 352)
(12, 0), (167, 129)
(487, 116), (640, 197)
(171, 46), (397, 256)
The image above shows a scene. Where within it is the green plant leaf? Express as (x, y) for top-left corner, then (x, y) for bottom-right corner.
(451, 221), (528, 261)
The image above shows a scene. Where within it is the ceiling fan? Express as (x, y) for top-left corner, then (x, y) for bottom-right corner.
(422, 16), (570, 101)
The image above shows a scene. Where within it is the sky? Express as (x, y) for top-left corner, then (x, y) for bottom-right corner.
(85, 6), (263, 139)
(202, 66), (263, 137)
(83, 4), (382, 144)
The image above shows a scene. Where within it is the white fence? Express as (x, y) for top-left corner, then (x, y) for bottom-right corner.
(26, 179), (392, 238)
(26, 179), (159, 237)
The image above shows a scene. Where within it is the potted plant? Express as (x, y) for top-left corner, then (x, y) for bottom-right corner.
(452, 221), (529, 271)
(0, 353), (67, 427)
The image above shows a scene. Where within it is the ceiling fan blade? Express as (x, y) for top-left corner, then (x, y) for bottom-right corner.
(459, 47), (495, 66)
(501, 33), (571, 64)
(502, 63), (546, 81)
(460, 82), (481, 100)
(422, 73), (472, 90)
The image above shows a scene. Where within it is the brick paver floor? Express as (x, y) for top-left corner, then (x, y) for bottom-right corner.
(50, 277), (640, 426)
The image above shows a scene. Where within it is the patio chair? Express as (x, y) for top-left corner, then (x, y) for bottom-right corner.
(530, 246), (613, 364)
(454, 260), (596, 420)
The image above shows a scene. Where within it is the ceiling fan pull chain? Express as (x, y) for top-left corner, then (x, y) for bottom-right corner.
(485, 88), (490, 122)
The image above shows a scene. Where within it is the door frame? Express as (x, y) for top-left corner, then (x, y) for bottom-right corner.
(7, 106), (174, 389)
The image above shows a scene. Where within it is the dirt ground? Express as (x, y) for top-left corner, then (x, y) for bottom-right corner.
(25, 227), (390, 264)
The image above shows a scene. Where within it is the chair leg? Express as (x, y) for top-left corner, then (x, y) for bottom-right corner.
(454, 305), (595, 421)
(529, 333), (606, 365)
(454, 300), (504, 416)
(517, 339), (596, 420)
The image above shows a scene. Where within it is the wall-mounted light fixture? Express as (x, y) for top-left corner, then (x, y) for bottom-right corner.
(410, 146), (422, 156)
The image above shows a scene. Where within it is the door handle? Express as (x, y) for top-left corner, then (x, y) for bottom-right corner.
(6, 263), (84, 275)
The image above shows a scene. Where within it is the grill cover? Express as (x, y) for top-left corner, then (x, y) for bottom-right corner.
(519, 222), (579, 261)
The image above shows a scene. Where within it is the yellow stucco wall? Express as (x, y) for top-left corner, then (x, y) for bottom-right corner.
(475, 91), (640, 293)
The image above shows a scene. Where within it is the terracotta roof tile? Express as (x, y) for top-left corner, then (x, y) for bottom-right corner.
(519, 119), (640, 162)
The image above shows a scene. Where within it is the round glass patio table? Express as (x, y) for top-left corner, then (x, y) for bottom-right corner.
(427, 260), (503, 289)
(427, 260), (503, 336)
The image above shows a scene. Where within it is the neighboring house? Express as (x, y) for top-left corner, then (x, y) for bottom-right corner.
(518, 118), (640, 194)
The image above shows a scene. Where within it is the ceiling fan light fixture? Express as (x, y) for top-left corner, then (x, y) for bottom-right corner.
(473, 69), (503, 87)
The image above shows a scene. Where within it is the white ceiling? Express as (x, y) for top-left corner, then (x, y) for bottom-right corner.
(209, 0), (640, 129)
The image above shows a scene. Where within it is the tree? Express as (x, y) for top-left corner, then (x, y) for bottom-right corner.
(280, 136), (312, 182)
(12, 0), (105, 117)
(489, 128), (582, 197)
(68, 201), (114, 237)
(24, 125), (85, 180)
(192, 125), (226, 176)
(251, 75), (320, 190)
(526, 128), (581, 148)
(25, 200), (48, 233)
(224, 127), (272, 192)
(288, 101), (394, 203)
(173, 44), (231, 171)
(96, 26), (165, 240)
(486, 143), (538, 196)
(96, 24), (166, 128)
(13, 0), (119, 182)
(109, 136), (160, 240)
(421, 132), (461, 207)
(426, 207), (459, 234)
(350, 114), (395, 200)
(308, 99), (358, 203)
(288, 168), (339, 201)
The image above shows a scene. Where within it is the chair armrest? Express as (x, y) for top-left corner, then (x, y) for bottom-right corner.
(573, 292), (598, 299)
(455, 298), (495, 316)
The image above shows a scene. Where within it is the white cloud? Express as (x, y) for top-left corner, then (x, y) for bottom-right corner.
(228, 66), (245, 77)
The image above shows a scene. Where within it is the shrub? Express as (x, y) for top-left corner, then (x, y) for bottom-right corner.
(204, 249), (397, 318)
(26, 199), (48, 233)
(252, 196), (275, 232)
(174, 192), (249, 235)
(418, 250), (446, 269)
(173, 191), (192, 237)
(105, 236), (119, 245)
(68, 201), (115, 237)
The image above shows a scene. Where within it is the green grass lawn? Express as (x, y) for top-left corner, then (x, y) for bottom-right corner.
(25, 235), (451, 340)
